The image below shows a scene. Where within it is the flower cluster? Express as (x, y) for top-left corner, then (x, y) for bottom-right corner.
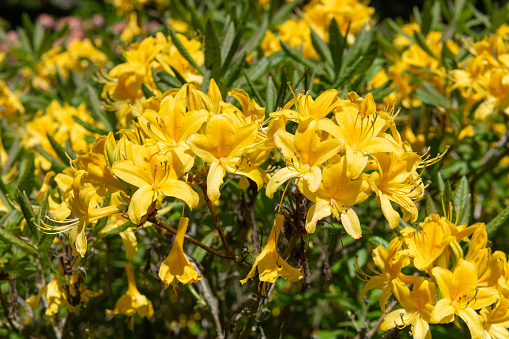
(359, 213), (509, 339)
(262, 0), (374, 58)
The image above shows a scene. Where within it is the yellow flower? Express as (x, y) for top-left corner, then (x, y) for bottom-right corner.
(40, 170), (126, 257)
(0, 80), (25, 119)
(380, 278), (436, 339)
(359, 237), (417, 312)
(111, 144), (199, 224)
(159, 217), (202, 291)
(186, 113), (263, 201)
(327, 94), (396, 179)
(368, 152), (424, 229)
(240, 214), (303, 291)
(398, 215), (457, 274)
(73, 136), (124, 194)
(431, 260), (500, 339)
(27, 268), (101, 316)
(137, 95), (209, 172)
(480, 295), (509, 339)
(270, 89), (340, 124)
(120, 12), (143, 42)
(298, 155), (371, 236)
(106, 263), (154, 331)
(266, 120), (343, 198)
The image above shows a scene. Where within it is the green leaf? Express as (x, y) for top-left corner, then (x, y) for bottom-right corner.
(225, 53), (245, 87)
(443, 181), (454, 215)
(0, 176), (14, 212)
(97, 220), (133, 241)
(14, 189), (39, 242)
(415, 82), (450, 108)
(368, 236), (389, 249)
(437, 172), (445, 197)
(426, 194), (439, 215)
(157, 70), (183, 88)
(4, 209), (23, 233)
(266, 76), (276, 114)
(17, 153), (35, 194)
(274, 70), (287, 110)
(328, 18), (344, 77)
(270, 0), (303, 25)
(86, 85), (114, 131)
(487, 204), (509, 236)
(310, 27), (333, 66)
(168, 26), (203, 75)
(280, 40), (323, 77)
(221, 22), (235, 65)
(237, 16), (268, 57)
(35, 145), (66, 172)
(0, 227), (38, 255)
(205, 19), (221, 79)
(72, 116), (110, 135)
(192, 231), (215, 262)
(413, 30), (439, 60)
(453, 176), (469, 212)
(385, 18), (414, 43)
(169, 65), (188, 85)
(244, 70), (266, 107)
(47, 134), (70, 165)
(142, 83), (154, 98)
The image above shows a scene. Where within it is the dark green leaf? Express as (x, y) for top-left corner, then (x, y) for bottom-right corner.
(310, 27), (333, 65)
(426, 194), (439, 215)
(205, 19), (221, 79)
(169, 65), (188, 85)
(142, 83), (154, 98)
(415, 82), (450, 108)
(225, 53), (245, 87)
(368, 236), (389, 249)
(266, 76), (276, 114)
(413, 30), (439, 60)
(158, 70), (183, 88)
(487, 204), (509, 236)
(14, 189), (39, 242)
(0, 226), (38, 255)
(244, 70), (266, 107)
(168, 27), (204, 75)
(72, 116), (110, 135)
(453, 176), (469, 213)
(328, 18), (344, 77)
(47, 134), (70, 165)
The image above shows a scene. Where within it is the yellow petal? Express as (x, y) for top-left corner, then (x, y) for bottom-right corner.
(207, 161), (225, 201)
(128, 185), (155, 225)
(159, 179), (199, 209)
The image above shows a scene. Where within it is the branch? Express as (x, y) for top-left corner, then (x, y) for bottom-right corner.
(152, 217), (230, 259)
(200, 183), (235, 258)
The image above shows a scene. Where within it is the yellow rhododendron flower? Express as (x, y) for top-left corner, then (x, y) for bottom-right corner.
(187, 113), (263, 201)
(106, 263), (154, 331)
(0, 80), (25, 118)
(240, 214), (303, 291)
(266, 120), (343, 198)
(431, 260), (499, 339)
(111, 144), (199, 224)
(298, 155), (371, 236)
(159, 217), (202, 290)
(41, 170), (126, 257)
(379, 278), (436, 339)
(27, 269), (101, 316)
(137, 95), (209, 172)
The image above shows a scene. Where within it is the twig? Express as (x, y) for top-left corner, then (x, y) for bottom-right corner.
(0, 289), (16, 331)
(200, 183), (235, 258)
(152, 216), (230, 259)
(247, 181), (261, 253)
(364, 300), (398, 339)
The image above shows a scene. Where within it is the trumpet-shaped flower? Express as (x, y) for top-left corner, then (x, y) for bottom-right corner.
(137, 95), (209, 172)
(240, 214), (303, 291)
(298, 155), (371, 235)
(368, 152), (424, 229)
(40, 170), (126, 257)
(398, 214), (457, 273)
(186, 113), (263, 201)
(266, 121), (343, 198)
(159, 217), (202, 291)
(380, 278), (436, 339)
(480, 295), (509, 339)
(111, 144), (199, 224)
(431, 260), (499, 339)
(106, 263), (154, 331)
(359, 237), (417, 312)
(325, 94), (396, 179)
(27, 269), (101, 316)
